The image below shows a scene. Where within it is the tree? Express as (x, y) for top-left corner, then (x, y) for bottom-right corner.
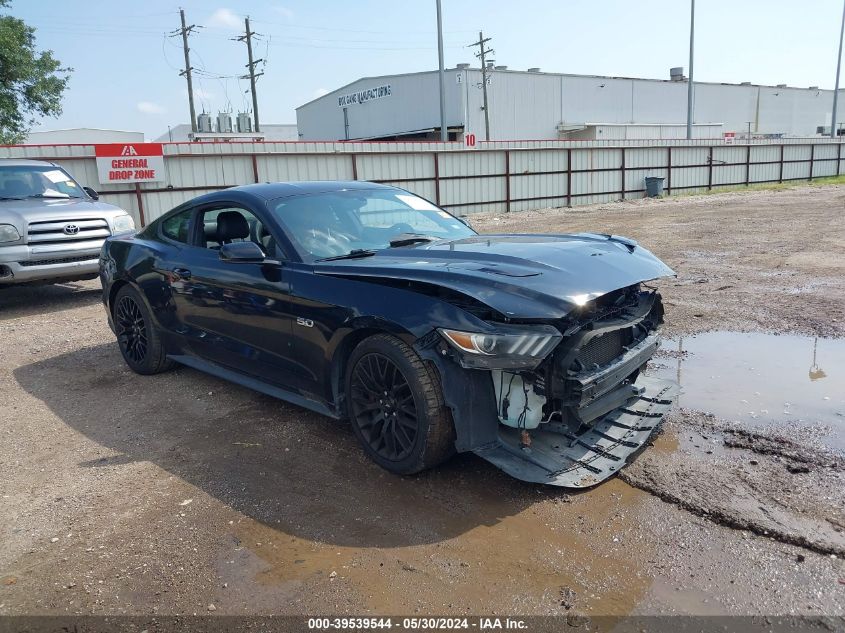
(0, 0), (71, 144)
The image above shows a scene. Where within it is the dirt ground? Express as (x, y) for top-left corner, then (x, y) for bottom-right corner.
(1, 185), (844, 619)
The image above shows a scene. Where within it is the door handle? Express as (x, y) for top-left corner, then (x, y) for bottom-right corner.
(172, 267), (192, 280)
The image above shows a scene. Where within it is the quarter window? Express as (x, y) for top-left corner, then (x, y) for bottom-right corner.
(160, 208), (193, 244)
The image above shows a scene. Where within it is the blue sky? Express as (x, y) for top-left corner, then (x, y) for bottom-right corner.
(10, 0), (845, 139)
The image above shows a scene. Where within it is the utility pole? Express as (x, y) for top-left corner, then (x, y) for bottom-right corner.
(436, 0), (447, 142)
(470, 31), (494, 140)
(237, 17), (263, 132)
(831, 0), (845, 138)
(686, 0), (695, 140)
(172, 9), (198, 133)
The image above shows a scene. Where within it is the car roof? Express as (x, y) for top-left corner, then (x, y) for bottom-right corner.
(0, 158), (58, 168)
(227, 180), (396, 201)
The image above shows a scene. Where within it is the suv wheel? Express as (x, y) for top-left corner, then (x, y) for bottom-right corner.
(346, 334), (455, 475)
(113, 285), (174, 375)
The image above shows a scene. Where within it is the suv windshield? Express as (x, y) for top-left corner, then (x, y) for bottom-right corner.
(0, 165), (85, 200)
(270, 189), (476, 260)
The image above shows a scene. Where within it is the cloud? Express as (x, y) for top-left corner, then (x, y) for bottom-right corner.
(137, 101), (166, 115)
(312, 88), (330, 99)
(186, 88), (215, 101)
(207, 8), (241, 30)
(274, 6), (294, 20)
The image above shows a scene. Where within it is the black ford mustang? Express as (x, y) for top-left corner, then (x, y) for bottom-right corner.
(100, 181), (677, 487)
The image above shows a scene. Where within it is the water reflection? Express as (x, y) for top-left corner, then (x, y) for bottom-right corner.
(648, 332), (845, 450)
(809, 338), (827, 381)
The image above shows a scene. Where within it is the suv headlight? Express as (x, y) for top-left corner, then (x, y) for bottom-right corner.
(438, 325), (562, 369)
(112, 213), (136, 234)
(0, 224), (21, 243)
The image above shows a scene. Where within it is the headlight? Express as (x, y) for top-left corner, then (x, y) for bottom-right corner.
(0, 224), (21, 243)
(438, 325), (562, 369)
(112, 213), (136, 234)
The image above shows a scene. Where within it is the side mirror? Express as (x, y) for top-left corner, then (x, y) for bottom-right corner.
(219, 241), (267, 263)
(83, 186), (99, 200)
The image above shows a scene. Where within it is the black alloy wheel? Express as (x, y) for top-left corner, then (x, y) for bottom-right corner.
(112, 285), (174, 375)
(345, 334), (455, 475)
(350, 352), (419, 462)
(116, 295), (148, 364)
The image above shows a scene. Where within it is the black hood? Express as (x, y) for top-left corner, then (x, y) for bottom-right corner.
(313, 233), (674, 319)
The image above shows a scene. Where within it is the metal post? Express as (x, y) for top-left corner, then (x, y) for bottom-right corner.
(620, 148), (626, 200)
(707, 145), (713, 190)
(433, 153), (441, 205)
(134, 183), (146, 227)
(686, 0), (695, 140)
(667, 146), (672, 194)
(832, 0), (845, 138)
(436, 0), (447, 142)
(809, 143), (815, 181)
(504, 150), (511, 212)
(745, 144), (751, 187)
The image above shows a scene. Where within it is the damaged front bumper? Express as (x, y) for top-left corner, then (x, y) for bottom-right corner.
(475, 375), (678, 488)
(419, 288), (678, 488)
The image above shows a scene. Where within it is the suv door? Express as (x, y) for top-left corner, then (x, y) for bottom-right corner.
(166, 201), (303, 391)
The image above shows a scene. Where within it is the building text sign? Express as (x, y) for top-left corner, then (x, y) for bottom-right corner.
(95, 143), (165, 184)
(338, 84), (391, 108)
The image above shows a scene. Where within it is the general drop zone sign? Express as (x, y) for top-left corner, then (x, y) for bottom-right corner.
(95, 143), (165, 184)
(337, 84), (391, 107)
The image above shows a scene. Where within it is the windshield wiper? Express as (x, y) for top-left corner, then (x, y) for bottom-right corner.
(389, 233), (440, 247)
(315, 248), (378, 262)
(25, 194), (76, 199)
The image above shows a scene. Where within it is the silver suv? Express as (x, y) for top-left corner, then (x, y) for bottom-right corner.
(0, 159), (135, 286)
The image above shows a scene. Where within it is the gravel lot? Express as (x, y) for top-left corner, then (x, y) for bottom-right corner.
(1, 185), (844, 618)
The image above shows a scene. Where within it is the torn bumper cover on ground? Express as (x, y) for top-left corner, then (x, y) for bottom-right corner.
(475, 375), (679, 488)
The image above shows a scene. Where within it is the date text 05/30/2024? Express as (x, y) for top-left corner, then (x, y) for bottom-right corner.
(307, 618), (528, 630)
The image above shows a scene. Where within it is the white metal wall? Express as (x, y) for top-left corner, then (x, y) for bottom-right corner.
(297, 68), (843, 141)
(1, 140), (842, 223)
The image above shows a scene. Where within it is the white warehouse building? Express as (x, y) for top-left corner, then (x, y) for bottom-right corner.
(295, 67), (843, 141)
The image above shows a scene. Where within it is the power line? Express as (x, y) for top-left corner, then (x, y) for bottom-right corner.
(249, 16), (476, 36)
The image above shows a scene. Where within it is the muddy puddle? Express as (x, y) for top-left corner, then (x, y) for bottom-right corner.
(648, 332), (845, 450)
(213, 478), (658, 615)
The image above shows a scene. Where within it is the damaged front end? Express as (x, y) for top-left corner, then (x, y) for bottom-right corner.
(420, 285), (678, 488)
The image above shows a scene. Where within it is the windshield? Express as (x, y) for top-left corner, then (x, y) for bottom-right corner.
(0, 165), (85, 199)
(270, 189), (476, 260)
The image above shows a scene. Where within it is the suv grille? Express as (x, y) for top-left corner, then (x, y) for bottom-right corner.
(576, 328), (632, 369)
(19, 254), (98, 267)
(27, 218), (110, 245)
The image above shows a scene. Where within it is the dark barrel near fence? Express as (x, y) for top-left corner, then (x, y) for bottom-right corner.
(645, 176), (665, 197)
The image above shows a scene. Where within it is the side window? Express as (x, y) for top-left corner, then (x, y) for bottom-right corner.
(160, 208), (193, 244)
(197, 206), (280, 258)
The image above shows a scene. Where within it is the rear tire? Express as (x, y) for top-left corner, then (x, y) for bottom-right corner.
(346, 334), (455, 475)
(113, 285), (175, 375)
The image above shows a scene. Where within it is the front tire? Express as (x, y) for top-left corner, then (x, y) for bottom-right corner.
(346, 334), (455, 475)
(113, 284), (174, 375)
